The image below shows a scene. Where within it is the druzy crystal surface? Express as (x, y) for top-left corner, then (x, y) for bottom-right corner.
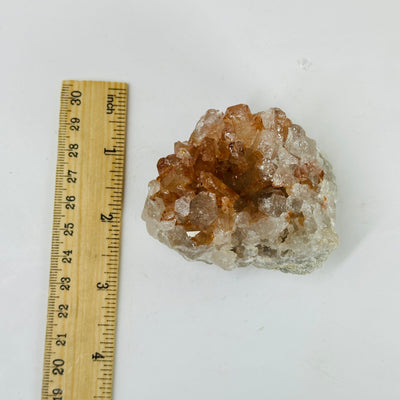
(142, 105), (338, 273)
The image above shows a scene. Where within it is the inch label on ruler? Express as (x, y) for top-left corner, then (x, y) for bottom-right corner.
(42, 81), (128, 400)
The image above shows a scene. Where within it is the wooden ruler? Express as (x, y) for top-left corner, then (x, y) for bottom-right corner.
(41, 81), (128, 400)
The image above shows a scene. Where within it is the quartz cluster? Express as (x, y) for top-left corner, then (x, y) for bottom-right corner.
(142, 105), (339, 273)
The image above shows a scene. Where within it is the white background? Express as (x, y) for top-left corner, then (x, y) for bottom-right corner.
(1, 0), (400, 399)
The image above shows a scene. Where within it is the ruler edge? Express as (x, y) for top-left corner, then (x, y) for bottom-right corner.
(41, 80), (128, 399)
(62, 79), (128, 88)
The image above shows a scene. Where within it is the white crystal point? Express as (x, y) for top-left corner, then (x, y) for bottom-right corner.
(142, 105), (339, 274)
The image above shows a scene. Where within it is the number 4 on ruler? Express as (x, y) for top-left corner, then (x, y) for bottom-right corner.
(92, 352), (105, 361)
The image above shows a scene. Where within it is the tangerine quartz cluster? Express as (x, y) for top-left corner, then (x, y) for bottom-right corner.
(142, 105), (339, 273)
